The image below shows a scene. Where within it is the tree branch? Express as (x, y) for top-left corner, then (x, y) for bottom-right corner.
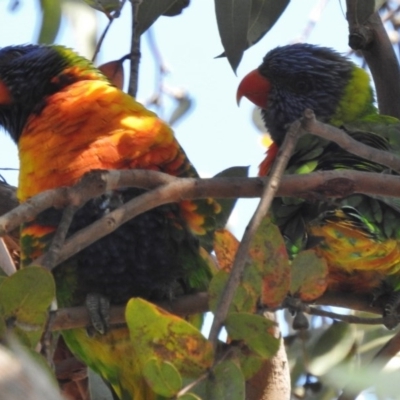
(128, 0), (142, 97)
(208, 119), (302, 347)
(284, 297), (386, 325)
(41, 205), (78, 271)
(49, 287), (392, 333)
(302, 109), (400, 173)
(346, 3), (400, 118)
(2, 168), (400, 270)
(51, 292), (209, 331)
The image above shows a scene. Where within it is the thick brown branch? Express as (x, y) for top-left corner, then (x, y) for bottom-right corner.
(346, 4), (400, 118)
(51, 292), (209, 331)
(50, 288), (390, 332)
(315, 291), (381, 313)
(0, 169), (177, 236)
(1, 169), (400, 267)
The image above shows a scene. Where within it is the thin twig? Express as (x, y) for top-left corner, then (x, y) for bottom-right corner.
(91, 0), (127, 62)
(40, 205), (79, 270)
(128, 0), (142, 97)
(284, 297), (386, 325)
(302, 109), (400, 173)
(175, 371), (208, 397)
(41, 312), (59, 367)
(208, 120), (303, 348)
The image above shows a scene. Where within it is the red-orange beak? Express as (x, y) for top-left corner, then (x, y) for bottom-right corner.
(236, 69), (270, 108)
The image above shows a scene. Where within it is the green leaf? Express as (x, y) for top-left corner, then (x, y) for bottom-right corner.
(163, 0), (190, 17)
(214, 0), (251, 72)
(0, 266), (55, 347)
(135, 0), (179, 35)
(38, 0), (62, 44)
(213, 166), (249, 230)
(82, 0), (122, 14)
(290, 249), (328, 301)
(308, 322), (356, 376)
(225, 313), (280, 359)
(247, 0), (290, 47)
(126, 298), (214, 378)
(179, 393), (202, 400)
(143, 359), (182, 397)
(236, 348), (264, 379)
(208, 266), (261, 314)
(208, 360), (245, 400)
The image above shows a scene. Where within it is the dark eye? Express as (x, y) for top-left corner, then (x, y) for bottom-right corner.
(294, 80), (311, 93)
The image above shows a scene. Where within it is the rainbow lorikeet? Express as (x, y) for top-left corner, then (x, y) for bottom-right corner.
(0, 44), (219, 399)
(237, 43), (400, 295)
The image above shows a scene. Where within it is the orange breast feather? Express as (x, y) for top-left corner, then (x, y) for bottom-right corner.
(18, 80), (181, 202)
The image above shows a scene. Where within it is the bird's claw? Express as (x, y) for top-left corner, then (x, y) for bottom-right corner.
(85, 293), (110, 335)
(383, 292), (400, 330)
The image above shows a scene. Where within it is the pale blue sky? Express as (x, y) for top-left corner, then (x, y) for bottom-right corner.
(0, 0), (349, 237)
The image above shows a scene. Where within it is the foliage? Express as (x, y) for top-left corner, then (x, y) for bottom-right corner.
(1, 1), (400, 400)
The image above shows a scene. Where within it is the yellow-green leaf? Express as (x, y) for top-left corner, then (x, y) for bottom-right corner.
(0, 266), (55, 347)
(248, 216), (290, 308)
(143, 358), (182, 397)
(213, 229), (239, 272)
(126, 298), (213, 378)
(225, 313), (279, 359)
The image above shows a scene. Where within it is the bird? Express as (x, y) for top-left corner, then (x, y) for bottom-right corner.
(237, 43), (400, 297)
(0, 44), (220, 399)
